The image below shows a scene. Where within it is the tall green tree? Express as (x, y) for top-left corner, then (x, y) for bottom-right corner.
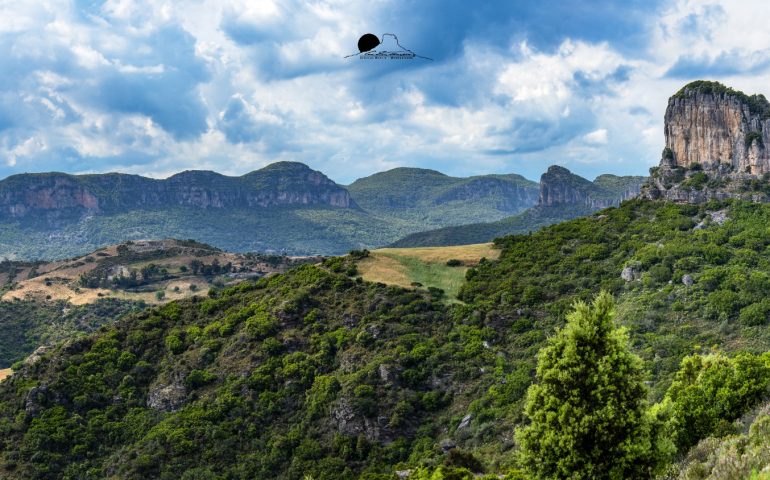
(516, 291), (659, 479)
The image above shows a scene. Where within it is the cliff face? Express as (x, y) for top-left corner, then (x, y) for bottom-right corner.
(644, 81), (770, 203)
(664, 83), (770, 173)
(538, 166), (645, 209)
(433, 176), (540, 210)
(0, 162), (356, 219)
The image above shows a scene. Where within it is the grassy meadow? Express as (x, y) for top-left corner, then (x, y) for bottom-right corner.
(355, 243), (500, 300)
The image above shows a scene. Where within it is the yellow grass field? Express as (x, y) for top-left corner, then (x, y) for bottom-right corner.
(0, 368), (12, 382)
(355, 243), (500, 300)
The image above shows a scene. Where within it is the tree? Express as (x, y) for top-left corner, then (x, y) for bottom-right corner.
(517, 291), (660, 479)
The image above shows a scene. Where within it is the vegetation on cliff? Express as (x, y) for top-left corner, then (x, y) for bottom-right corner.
(672, 80), (770, 119)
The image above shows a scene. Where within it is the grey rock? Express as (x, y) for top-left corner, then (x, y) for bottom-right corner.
(25, 384), (48, 417)
(331, 398), (393, 443)
(440, 439), (457, 452)
(621, 266), (639, 282)
(682, 274), (694, 287)
(24, 345), (49, 366)
(710, 209), (728, 225)
(457, 413), (473, 430)
(378, 363), (395, 384)
(147, 379), (187, 412)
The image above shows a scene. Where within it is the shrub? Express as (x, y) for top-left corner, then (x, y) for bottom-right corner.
(663, 352), (770, 451)
(444, 449), (483, 473)
(739, 301), (770, 326)
(185, 369), (216, 389)
(517, 292), (662, 479)
(446, 259), (463, 267)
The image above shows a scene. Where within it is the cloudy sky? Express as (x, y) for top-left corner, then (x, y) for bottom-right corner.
(0, 0), (769, 183)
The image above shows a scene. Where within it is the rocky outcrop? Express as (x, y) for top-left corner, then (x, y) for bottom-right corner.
(664, 81), (770, 173)
(147, 377), (187, 412)
(643, 81), (770, 203)
(539, 166), (645, 208)
(434, 176), (540, 210)
(0, 161), (356, 219)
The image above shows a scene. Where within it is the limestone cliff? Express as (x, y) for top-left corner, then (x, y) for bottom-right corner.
(643, 81), (770, 203)
(0, 162), (356, 219)
(664, 81), (770, 173)
(539, 165), (645, 209)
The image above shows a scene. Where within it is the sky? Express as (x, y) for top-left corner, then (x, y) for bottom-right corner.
(1, 0), (770, 184)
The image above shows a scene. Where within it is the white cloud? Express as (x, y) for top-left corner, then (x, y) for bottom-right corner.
(583, 129), (608, 145)
(2, 0), (770, 183)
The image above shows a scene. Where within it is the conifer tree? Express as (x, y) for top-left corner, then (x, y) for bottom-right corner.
(517, 291), (658, 479)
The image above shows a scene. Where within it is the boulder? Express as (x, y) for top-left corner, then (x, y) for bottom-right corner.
(457, 413), (472, 430)
(147, 378), (187, 412)
(621, 266), (638, 282)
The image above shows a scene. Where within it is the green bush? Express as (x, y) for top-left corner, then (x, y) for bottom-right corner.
(663, 352), (770, 451)
(739, 301), (770, 326)
(516, 292), (664, 478)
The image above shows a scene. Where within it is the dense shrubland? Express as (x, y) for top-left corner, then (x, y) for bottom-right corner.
(3, 199), (770, 478)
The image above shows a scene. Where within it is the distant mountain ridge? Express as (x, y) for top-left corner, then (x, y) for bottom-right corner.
(0, 162), (355, 219)
(391, 166), (646, 247)
(347, 167), (539, 226)
(0, 162), (641, 259)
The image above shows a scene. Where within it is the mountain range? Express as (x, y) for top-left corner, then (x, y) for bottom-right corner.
(391, 166), (646, 247)
(0, 162), (642, 260)
(2, 80), (770, 479)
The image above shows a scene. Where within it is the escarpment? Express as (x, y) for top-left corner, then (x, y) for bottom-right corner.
(643, 81), (770, 203)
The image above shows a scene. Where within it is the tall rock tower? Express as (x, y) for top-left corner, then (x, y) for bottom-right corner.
(643, 81), (770, 203)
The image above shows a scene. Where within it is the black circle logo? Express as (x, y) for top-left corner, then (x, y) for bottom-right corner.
(357, 33), (380, 53)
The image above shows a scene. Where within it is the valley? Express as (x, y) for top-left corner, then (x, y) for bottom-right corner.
(1, 80), (770, 480)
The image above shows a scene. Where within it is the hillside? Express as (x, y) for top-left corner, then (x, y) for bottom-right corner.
(3, 198), (770, 478)
(347, 168), (539, 226)
(354, 243), (500, 300)
(392, 167), (645, 247)
(0, 239), (316, 368)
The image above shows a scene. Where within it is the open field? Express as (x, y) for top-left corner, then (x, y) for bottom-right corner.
(1, 239), (314, 306)
(0, 369), (12, 382)
(355, 243), (500, 300)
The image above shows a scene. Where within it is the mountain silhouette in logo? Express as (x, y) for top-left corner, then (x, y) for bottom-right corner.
(344, 33), (432, 60)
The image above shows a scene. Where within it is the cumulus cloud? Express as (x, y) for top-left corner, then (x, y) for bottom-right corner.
(0, 0), (769, 183)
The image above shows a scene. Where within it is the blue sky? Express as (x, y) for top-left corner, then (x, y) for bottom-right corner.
(1, 1), (769, 184)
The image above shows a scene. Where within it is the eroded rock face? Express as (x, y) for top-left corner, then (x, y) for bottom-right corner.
(330, 397), (394, 443)
(643, 81), (770, 203)
(0, 162), (356, 219)
(664, 86), (770, 173)
(538, 166), (645, 208)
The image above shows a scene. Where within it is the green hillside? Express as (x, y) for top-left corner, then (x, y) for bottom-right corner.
(0, 206), (389, 259)
(391, 170), (647, 248)
(347, 168), (539, 227)
(391, 204), (597, 247)
(3, 199), (770, 478)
